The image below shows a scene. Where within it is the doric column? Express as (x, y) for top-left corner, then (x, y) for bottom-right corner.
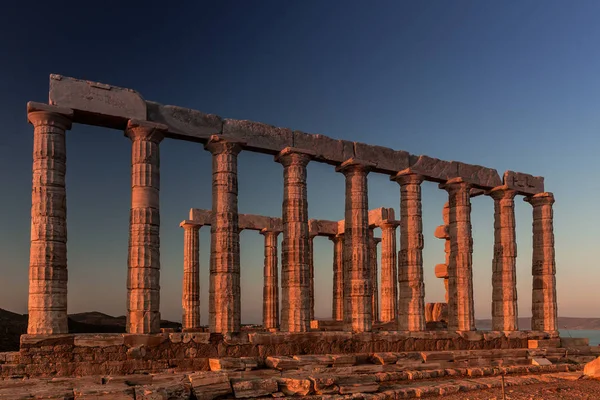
(125, 120), (166, 334)
(336, 159), (374, 332)
(330, 233), (344, 321)
(261, 229), (280, 330)
(308, 234), (316, 321)
(489, 186), (518, 331)
(27, 102), (73, 335)
(525, 192), (558, 332)
(392, 170), (426, 331)
(380, 221), (399, 322)
(275, 147), (314, 332)
(205, 136), (243, 334)
(181, 221), (201, 331)
(370, 234), (381, 322)
(441, 177), (475, 331)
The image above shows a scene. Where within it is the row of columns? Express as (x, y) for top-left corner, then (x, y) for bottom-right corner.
(27, 108), (558, 336)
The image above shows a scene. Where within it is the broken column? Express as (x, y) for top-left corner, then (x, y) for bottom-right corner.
(27, 102), (73, 335)
(336, 159), (374, 332)
(489, 186), (518, 331)
(525, 192), (558, 332)
(126, 120), (166, 334)
(330, 233), (344, 321)
(205, 136), (243, 334)
(392, 170), (425, 331)
(369, 232), (380, 323)
(181, 221), (201, 331)
(441, 177), (475, 331)
(276, 147), (314, 332)
(379, 221), (399, 322)
(261, 229), (280, 330)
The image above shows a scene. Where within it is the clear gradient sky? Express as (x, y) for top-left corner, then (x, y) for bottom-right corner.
(0, 1), (598, 325)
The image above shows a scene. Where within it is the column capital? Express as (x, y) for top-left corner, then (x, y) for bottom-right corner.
(439, 177), (472, 192)
(391, 168), (424, 185)
(260, 228), (282, 236)
(204, 134), (244, 155)
(373, 237), (382, 245)
(380, 220), (401, 230)
(180, 220), (201, 230)
(275, 147), (315, 166)
(125, 119), (167, 143)
(524, 192), (555, 206)
(335, 158), (375, 174)
(328, 233), (344, 242)
(27, 102), (73, 130)
(487, 185), (517, 201)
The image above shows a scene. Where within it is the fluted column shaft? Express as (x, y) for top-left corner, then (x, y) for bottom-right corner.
(489, 187), (518, 331)
(393, 171), (425, 331)
(442, 178), (475, 331)
(27, 106), (73, 335)
(276, 148), (312, 332)
(262, 229), (280, 329)
(380, 222), (399, 322)
(330, 234), (344, 321)
(126, 120), (166, 334)
(337, 160), (373, 332)
(205, 137), (242, 333)
(370, 233), (380, 322)
(181, 222), (201, 331)
(526, 192), (557, 332)
(308, 235), (316, 321)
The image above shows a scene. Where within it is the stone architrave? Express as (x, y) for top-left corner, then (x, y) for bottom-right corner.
(308, 234), (316, 322)
(380, 221), (399, 322)
(336, 159), (374, 332)
(392, 170), (426, 331)
(489, 186), (518, 331)
(205, 136), (243, 334)
(181, 221), (201, 331)
(370, 234), (381, 322)
(441, 177), (475, 331)
(525, 192), (558, 332)
(275, 147), (314, 332)
(330, 234), (344, 321)
(27, 103), (73, 335)
(261, 229), (280, 330)
(125, 120), (166, 334)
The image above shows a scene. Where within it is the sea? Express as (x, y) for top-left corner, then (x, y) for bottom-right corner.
(559, 329), (600, 346)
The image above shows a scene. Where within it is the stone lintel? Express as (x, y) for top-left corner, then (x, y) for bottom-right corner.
(504, 170), (545, 195)
(223, 119), (293, 154)
(274, 146), (317, 163)
(469, 188), (486, 198)
(49, 74), (146, 129)
(147, 101), (223, 143)
(126, 119), (168, 132)
(27, 101), (74, 118)
(336, 207), (397, 234)
(206, 134), (246, 147)
(335, 158), (376, 173)
(353, 142), (410, 174)
(293, 131), (354, 165)
(189, 209), (212, 225)
(309, 219), (338, 237)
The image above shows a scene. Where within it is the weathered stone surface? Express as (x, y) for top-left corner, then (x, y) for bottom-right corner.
(205, 136), (243, 334)
(49, 74), (146, 127)
(393, 171), (425, 331)
(330, 234), (344, 321)
(134, 382), (190, 400)
(379, 222), (398, 323)
(293, 131), (354, 164)
(189, 371), (232, 400)
(337, 159), (374, 332)
(584, 356), (600, 379)
(276, 376), (313, 395)
(147, 102), (223, 141)
(126, 120), (166, 334)
(73, 383), (135, 399)
(353, 142), (410, 173)
(528, 339), (561, 348)
(261, 230), (280, 330)
(408, 155), (458, 182)
(223, 119), (293, 153)
(276, 148), (313, 332)
(455, 162), (502, 188)
(232, 378), (278, 398)
(369, 231), (379, 322)
(73, 335), (125, 347)
(525, 193), (557, 332)
(489, 187), (518, 331)
(27, 105), (72, 335)
(425, 303), (448, 323)
(210, 357), (258, 372)
(371, 352), (398, 365)
(532, 357), (552, 366)
(266, 356), (306, 371)
(308, 219), (338, 237)
(434, 264), (448, 278)
(504, 170), (544, 195)
(181, 222), (201, 330)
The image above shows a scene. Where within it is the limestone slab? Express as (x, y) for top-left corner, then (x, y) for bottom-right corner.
(147, 101), (223, 141)
(504, 170), (544, 195)
(223, 119), (292, 153)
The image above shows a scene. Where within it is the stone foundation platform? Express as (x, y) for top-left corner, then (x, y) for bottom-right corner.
(0, 330), (561, 378)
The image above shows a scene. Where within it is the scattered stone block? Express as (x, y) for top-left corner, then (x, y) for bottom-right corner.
(188, 371), (232, 400)
(309, 375), (339, 394)
(276, 376), (313, 396)
(209, 357), (258, 371)
(266, 356), (306, 370)
(531, 357), (553, 366)
(528, 339), (561, 349)
(371, 352), (398, 365)
(232, 378), (278, 398)
(337, 375), (379, 394)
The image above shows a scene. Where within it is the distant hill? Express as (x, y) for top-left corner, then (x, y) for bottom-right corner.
(476, 317), (600, 331)
(0, 309), (182, 352)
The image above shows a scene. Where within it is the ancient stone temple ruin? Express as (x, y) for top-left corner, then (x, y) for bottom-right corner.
(2, 74), (593, 398)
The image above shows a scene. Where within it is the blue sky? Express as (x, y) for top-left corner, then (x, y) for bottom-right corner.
(0, 0), (598, 324)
